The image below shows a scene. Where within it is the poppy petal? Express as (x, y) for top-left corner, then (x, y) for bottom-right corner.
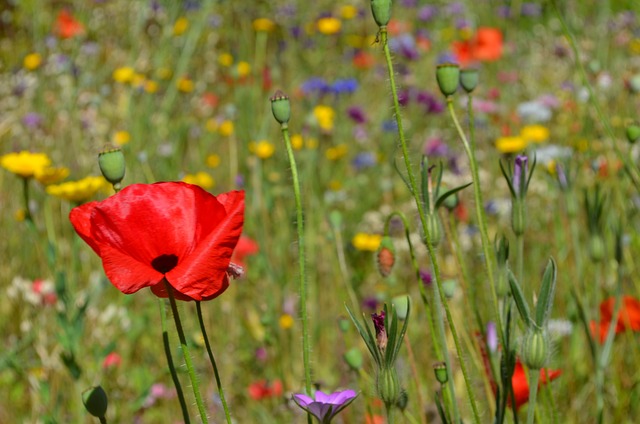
(69, 201), (102, 254)
(97, 243), (164, 294)
(166, 190), (244, 300)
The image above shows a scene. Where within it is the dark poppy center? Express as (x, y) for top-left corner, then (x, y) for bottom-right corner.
(151, 254), (178, 274)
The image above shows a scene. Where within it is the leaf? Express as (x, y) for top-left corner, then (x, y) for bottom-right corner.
(508, 270), (532, 326)
(392, 296), (411, 363)
(435, 181), (473, 209)
(345, 304), (382, 367)
(535, 257), (557, 328)
(385, 305), (398, 366)
(499, 159), (516, 198)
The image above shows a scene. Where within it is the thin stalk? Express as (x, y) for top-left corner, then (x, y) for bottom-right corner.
(159, 299), (190, 424)
(593, 261), (604, 424)
(526, 370), (540, 424)
(196, 301), (232, 424)
(517, 234), (524, 297)
(279, 125), (312, 396)
(164, 279), (209, 423)
(22, 177), (33, 223)
(380, 28), (479, 424)
(403, 335), (427, 424)
(447, 99), (504, 344)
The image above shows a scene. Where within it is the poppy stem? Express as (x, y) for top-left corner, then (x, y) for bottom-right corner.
(380, 27), (476, 424)
(279, 124), (312, 397)
(158, 298), (190, 424)
(164, 279), (209, 423)
(196, 301), (232, 424)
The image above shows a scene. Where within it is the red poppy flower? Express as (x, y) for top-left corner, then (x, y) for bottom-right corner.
(70, 182), (244, 301)
(55, 10), (85, 39)
(231, 236), (259, 269)
(248, 379), (283, 400)
(452, 27), (503, 66)
(590, 296), (640, 343)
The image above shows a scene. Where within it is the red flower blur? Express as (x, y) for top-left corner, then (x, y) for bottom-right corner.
(231, 236), (259, 269)
(452, 27), (503, 66)
(102, 352), (122, 369)
(590, 296), (640, 343)
(248, 379), (283, 400)
(70, 182), (244, 301)
(55, 10), (85, 39)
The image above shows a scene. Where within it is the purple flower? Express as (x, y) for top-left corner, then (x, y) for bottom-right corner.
(418, 5), (438, 21)
(389, 33), (419, 61)
(513, 155), (528, 197)
(293, 389), (358, 424)
(424, 137), (449, 157)
(22, 112), (43, 129)
(347, 106), (367, 124)
(301, 77), (330, 95)
(371, 310), (387, 351)
(419, 269), (433, 286)
(351, 152), (377, 171)
(331, 78), (358, 95)
(486, 322), (498, 353)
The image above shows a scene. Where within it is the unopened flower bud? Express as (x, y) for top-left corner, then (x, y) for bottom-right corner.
(460, 68), (479, 93)
(82, 386), (108, 418)
(626, 124), (640, 144)
(377, 367), (400, 406)
(344, 348), (364, 370)
(511, 200), (526, 236)
(436, 63), (460, 97)
(433, 362), (448, 384)
(370, 0), (392, 27)
(372, 311), (387, 352)
(521, 329), (549, 370)
(376, 236), (395, 277)
(98, 147), (125, 190)
(391, 296), (409, 321)
(423, 213), (443, 247)
(270, 90), (291, 125)
(589, 234), (605, 262)
(442, 192), (459, 211)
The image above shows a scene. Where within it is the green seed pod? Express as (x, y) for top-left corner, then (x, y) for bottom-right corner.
(521, 329), (548, 370)
(589, 234), (605, 262)
(82, 386), (108, 418)
(98, 148), (126, 189)
(344, 348), (364, 370)
(460, 68), (479, 93)
(433, 362), (448, 384)
(338, 316), (351, 333)
(442, 279), (457, 299)
(442, 191), (459, 211)
(626, 124), (640, 144)
(436, 63), (460, 97)
(370, 0), (392, 27)
(391, 295), (409, 321)
(270, 90), (291, 125)
(377, 367), (400, 406)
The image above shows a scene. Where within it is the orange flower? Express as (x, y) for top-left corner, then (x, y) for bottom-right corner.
(591, 296), (640, 343)
(353, 51), (375, 70)
(248, 379), (283, 400)
(55, 10), (85, 39)
(453, 27), (503, 66)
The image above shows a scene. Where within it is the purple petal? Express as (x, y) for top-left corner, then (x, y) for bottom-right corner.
(293, 393), (314, 407)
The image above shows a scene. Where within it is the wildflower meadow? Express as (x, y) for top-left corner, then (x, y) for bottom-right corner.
(3, 1), (640, 423)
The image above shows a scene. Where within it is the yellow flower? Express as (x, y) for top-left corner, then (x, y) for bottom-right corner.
(279, 314), (294, 330)
(177, 76), (194, 93)
(325, 144), (348, 161)
(291, 134), (304, 150)
(236, 61), (251, 78)
(144, 80), (158, 93)
(47, 176), (109, 203)
(113, 67), (135, 84)
(219, 120), (234, 136)
(113, 131), (131, 146)
(173, 17), (189, 36)
(1, 151), (51, 178)
(24, 53), (42, 71)
(317, 17), (342, 35)
(520, 125), (549, 143)
(306, 138), (319, 149)
(131, 73), (146, 88)
(182, 171), (215, 190)
(253, 18), (276, 32)
(206, 154), (221, 168)
(14, 209), (26, 222)
(495, 136), (527, 154)
(546, 160), (557, 177)
(328, 180), (342, 191)
(313, 105), (335, 131)
(157, 67), (173, 80)
(218, 53), (234, 67)
(340, 5), (358, 20)
(250, 140), (275, 159)
(205, 118), (218, 133)
(352, 233), (382, 252)
(35, 167), (70, 185)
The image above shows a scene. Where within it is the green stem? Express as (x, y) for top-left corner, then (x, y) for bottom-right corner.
(447, 99), (505, 344)
(279, 125), (312, 396)
(196, 302), (232, 424)
(164, 279), (209, 423)
(159, 299), (190, 424)
(526, 370), (540, 424)
(22, 177), (33, 223)
(517, 234), (524, 297)
(380, 28), (479, 424)
(99, 417), (107, 424)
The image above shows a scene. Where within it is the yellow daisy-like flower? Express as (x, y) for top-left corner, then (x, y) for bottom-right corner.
(205, 118), (218, 133)
(279, 314), (294, 330)
(495, 136), (527, 154)
(352, 233), (382, 252)
(325, 144), (348, 161)
(35, 167), (70, 185)
(250, 140), (275, 159)
(24, 53), (42, 71)
(177, 76), (194, 93)
(290, 134), (304, 150)
(182, 171), (215, 190)
(218, 53), (234, 67)
(236, 61), (251, 78)
(520, 125), (549, 143)
(47, 176), (109, 203)
(113, 67), (135, 84)
(340, 5), (358, 20)
(113, 131), (131, 146)
(206, 154), (221, 168)
(253, 18), (276, 32)
(144, 80), (158, 93)
(173, 17), (189, 36)
(313, 105), (335, 131)
(317, 17), (342, 35)
(1, 151), (51, 178)
(219, 120), (234, 137)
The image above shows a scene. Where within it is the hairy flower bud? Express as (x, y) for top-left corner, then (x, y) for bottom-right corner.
(521, 329), (549, 370)
(377, 367), (400, 406)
